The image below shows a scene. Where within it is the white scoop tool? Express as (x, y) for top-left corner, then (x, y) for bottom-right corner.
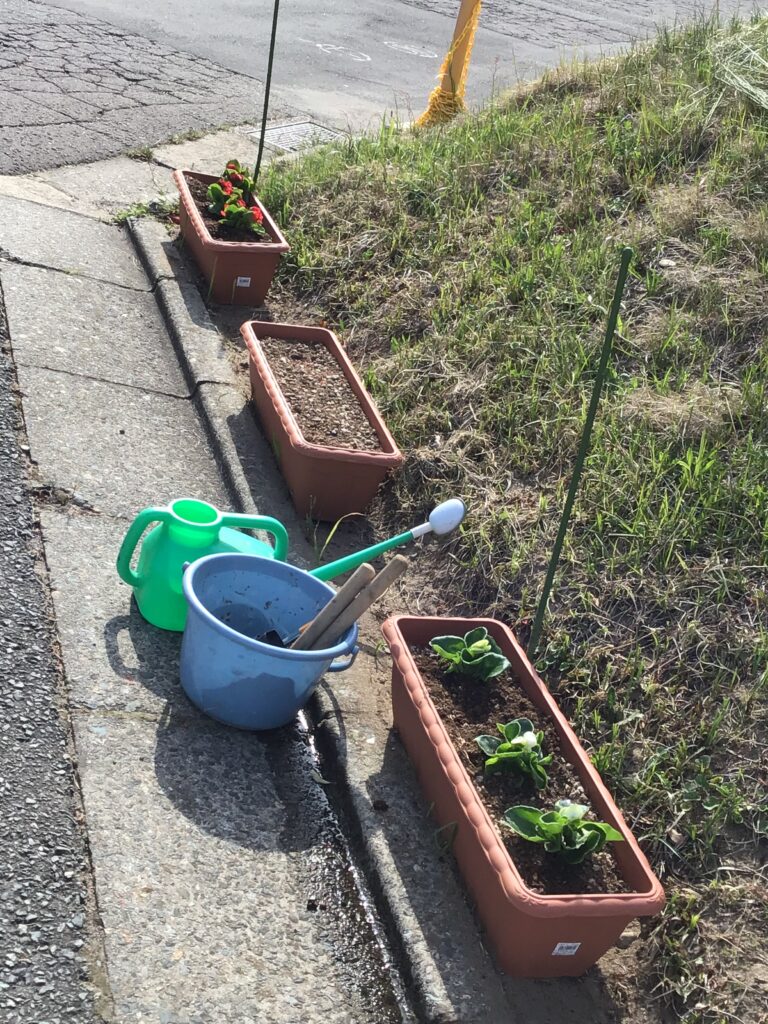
(310, 498), (466, 582)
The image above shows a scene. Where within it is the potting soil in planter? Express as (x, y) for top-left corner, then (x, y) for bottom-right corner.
(410, 647), (634, 897)
(187, 176), (271, 243)
(259, 337), (382, 451)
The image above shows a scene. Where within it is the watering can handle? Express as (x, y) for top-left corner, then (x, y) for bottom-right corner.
(219, 513), (289, 561)
(116, 507), (171, 587)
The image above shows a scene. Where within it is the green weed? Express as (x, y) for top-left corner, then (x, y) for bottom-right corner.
(125, 145), (154, 162)
(114, 197), (178, 225)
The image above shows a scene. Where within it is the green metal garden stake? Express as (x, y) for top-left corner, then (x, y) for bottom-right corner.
(253, 0), (281, 186)
(527, 246), (633, 660)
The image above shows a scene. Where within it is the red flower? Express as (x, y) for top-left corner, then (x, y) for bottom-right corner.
(236, 198), (246, 208)
(226, 161), (238, 170)
(250, 205), (264, 222)
(228, 172), (244, 185)
(220, 180), (234, 195)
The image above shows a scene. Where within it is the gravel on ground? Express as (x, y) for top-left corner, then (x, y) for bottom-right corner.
(0, 293), (103, 1024)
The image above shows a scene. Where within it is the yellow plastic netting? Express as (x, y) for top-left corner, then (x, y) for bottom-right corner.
(416, 0), (483, 128)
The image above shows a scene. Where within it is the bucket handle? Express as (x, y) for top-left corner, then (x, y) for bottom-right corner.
(326, 645), (359, 673)
(116, 507), (172, 587)
(219, 513), (289, 561)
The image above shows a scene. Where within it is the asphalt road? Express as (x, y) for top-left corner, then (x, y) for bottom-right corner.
(0, 0), (745, 173)
(0, 299), (101, 1022)
(0, 0), (294, 173)
(27, 0), (747, 125)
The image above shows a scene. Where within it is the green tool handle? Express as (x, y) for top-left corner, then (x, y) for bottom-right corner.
(310, 529), (414, 582)
(220, 513), (289, 561)
(116, 507), (171, 587)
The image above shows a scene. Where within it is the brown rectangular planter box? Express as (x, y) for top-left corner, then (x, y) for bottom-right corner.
(174, 169), (289, 306)
(241, 321), (404, 521)
(381, 614), (665, 978)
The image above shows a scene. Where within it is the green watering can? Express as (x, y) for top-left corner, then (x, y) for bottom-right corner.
(116, 498), (289, 631)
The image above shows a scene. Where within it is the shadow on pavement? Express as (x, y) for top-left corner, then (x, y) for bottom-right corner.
(225, 401), (299, 526)
(150, 702), (293, 854)
(104, 602), (184, 704)
(104, 603), (312, 854)
(147, 678), (347, 855)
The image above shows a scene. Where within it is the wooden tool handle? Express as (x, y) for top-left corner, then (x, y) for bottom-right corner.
(290, 563), (375, 650)
(310, 555), (408, 650)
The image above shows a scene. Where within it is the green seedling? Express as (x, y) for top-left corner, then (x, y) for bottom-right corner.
(502, 798), (623, 864)
(475, 718), (553, 789)
(430, 627), (510, 681)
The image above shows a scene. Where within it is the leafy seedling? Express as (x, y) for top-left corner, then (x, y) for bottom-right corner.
(502, 798), (623, 864)
(430, 626), (510, 681)
(475, 718), (553, 789)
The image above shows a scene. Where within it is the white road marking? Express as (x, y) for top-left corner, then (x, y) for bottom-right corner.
(299, 38), (371, 61)
(383, 40), (438, 58)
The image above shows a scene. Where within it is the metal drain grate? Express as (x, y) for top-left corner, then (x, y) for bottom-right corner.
(257, 121), (343, 153)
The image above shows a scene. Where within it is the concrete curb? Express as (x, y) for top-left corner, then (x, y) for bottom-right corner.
(128, 217), (274, 522)
(127, 217), (511, 1024)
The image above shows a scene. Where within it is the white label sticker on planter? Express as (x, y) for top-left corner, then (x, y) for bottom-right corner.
(236, 277), (251, 288)
(552, 942), (581, 956)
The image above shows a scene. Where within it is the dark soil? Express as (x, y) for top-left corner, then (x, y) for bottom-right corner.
(411, 646), (633, 896)
(187, 175), (271, 243)
(259, 336), (382, 451)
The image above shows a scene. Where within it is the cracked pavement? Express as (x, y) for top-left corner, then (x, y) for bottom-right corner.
(0, 0), (292, 173)
(1, 0), (748, 175)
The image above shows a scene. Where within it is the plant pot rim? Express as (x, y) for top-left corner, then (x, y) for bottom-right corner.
(242, 319), (403, 467)
(173, 168), (290, 254)
(383, 613), (666, 915)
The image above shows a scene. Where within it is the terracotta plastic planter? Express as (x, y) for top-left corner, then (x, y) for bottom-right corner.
(382, 615), (665, 977)
(174, 170), (289, 306)
(241, 321), (404, 521)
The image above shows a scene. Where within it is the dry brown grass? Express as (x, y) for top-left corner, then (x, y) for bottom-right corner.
(621, 383), (743, 439)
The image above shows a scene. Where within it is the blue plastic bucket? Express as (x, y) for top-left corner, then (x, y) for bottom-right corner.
(180, 553), (359, 730)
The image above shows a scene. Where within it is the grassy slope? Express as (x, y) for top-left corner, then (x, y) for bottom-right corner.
(261, 19), (768, 1022)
